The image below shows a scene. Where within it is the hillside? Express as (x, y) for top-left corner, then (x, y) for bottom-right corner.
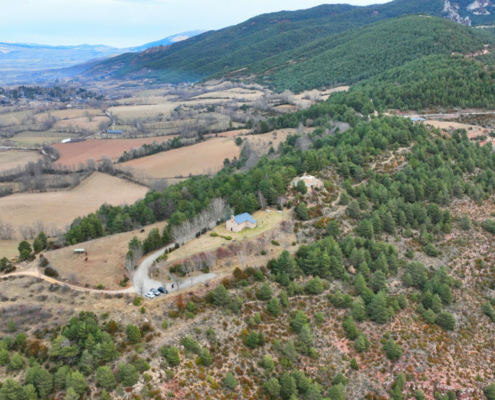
(335, 54), (495, 112)
(84, 0), (495, 89)
(251, 16), (487, 92)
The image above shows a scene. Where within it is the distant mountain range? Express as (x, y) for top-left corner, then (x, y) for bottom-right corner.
(0, 30), (205, 81)
(82, 0), (495, 91)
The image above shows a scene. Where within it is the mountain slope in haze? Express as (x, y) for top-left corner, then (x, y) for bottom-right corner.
(0, 31), (204, 81)
(128, 30), (206, 52)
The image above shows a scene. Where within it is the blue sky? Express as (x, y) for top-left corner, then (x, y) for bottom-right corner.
(1, 0), (389, 48)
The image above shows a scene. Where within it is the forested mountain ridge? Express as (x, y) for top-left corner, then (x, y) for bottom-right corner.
(249, 16), (488, 92)
(85, 0), (495, 90)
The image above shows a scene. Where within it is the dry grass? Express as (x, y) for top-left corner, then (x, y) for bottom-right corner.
(0, 150), (42, 173)
(120, 137), (240, 178)
(0, 172), (148, 233)
(53, 116), (108, 130)
(0, 240), (31, 259)
(166, 209), (289, 264)
(47, 221), (167, 289)
(52, 137), (178, 166)
(37, 108), (102, 120)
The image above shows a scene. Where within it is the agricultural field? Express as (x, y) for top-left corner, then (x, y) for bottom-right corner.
(0, 172), (148, 235)
(52, 137), (177, 166)
(0, 150), (42, 173)
(9, 131), (78, 147)
(46, 221), (167, 290)
(53, 115), (108, 130)
(120, 137), (240, 179)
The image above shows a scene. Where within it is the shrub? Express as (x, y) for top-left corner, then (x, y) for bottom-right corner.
(257, 282), (273, 301)
(133, 297), (143, 306)
(305, 277), (324, 294)
(482, 218), (495, 234)
(436, 312), (455, 331)
(126, 324), (141, 344)
(384, 338), (402, 361)
(424, 243), (439, 257)
(44, 267), (59, 278)
(223, 372), (238, 390)
(118, 363), (138, 387)
(210, 232), (219, 237)
(271, 240), (280, 246)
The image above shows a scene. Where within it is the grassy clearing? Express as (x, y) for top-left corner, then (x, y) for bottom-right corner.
(166, 209), (289, 263)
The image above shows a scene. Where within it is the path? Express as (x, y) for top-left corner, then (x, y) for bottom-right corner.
(6, 267), (135, 294)
(132, 244), (217, 295)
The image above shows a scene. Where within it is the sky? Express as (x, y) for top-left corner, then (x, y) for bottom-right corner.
(0, 0), (390, 48)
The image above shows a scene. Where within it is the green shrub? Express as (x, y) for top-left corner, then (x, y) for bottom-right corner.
(133, 297), (143, 306)
(271, 240), (280, 246)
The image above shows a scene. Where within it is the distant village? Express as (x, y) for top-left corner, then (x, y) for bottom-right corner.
(0, 84), (107, 109)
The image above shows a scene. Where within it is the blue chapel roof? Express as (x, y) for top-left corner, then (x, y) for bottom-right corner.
(234, 213), (257, 224)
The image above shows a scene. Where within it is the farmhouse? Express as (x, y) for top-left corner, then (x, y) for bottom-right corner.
(292, 173), (323, 189)
(226, 213), (257, 232)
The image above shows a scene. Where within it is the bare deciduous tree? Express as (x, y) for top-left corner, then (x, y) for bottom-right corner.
(204, 251), (217, 271)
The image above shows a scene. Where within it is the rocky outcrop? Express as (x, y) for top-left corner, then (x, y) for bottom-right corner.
(443, 0), (472, 25)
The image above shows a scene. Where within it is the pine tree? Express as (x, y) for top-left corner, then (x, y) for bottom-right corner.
(280, 290), (289, 308)
(9, 353), (24, 370)
(398, 294), (408, 309)
(460, 214), (471, 231)
(54, 366), (70, 390)
(330, 256), (345, 279)
(257, 282), (273, 301)
(298, 324), (314, 349)
(118, 363), (138, 387)
(370, 271), (388, 293)
(265, 378), (281, 397)
(262, 355), (275, 372)
(245, 332), (260, 349)
(223, 372), (238, 390)
(384, 338), (402, 361)
(96, 366), (116, 390)
(290, 311), (309, 333)
(212, 284), (230, 306)
(0, 378), (24, 400)
(384, 212), (396, 234)
(327, 383), (346, 400)
(267, 297), (281, 316)
(326, 220), (340, 238)
(343, 317), (358, 340)
(280, 373), (298, 400)
(125, 324), (141, 344)
(284, 340), (298, 363)
(357, 219), (374, 239)
(200, 348), (213, 366)
(484, 383), (495, 400)
(436, 312), (455, 331)
(305, 277), (323, 294)
(339, 191), (350, 205)
(368, 291), (390, 324)
(23, 384), (37, 400)
(352, 297), (366, 322)
(350, 358), (359, 370)
(0, 348), (10, 366)
(65, 387), (79, 400)
(165, 346), (180, 366)
(100, 389), (112, 400)
(354, 334), (370, 353)
(79, 350), (94, 376)
(347, 200), (361, 219)
(431, 294), (443, 313)
(296, 203), (309, 221)
(423, 309), (436, 324)
(68, 371), (87, 395)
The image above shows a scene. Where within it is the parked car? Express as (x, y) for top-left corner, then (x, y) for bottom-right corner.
(157, 287), (168, 294)
(144, 292), (155, 299)
(151, 288), (161, 296)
